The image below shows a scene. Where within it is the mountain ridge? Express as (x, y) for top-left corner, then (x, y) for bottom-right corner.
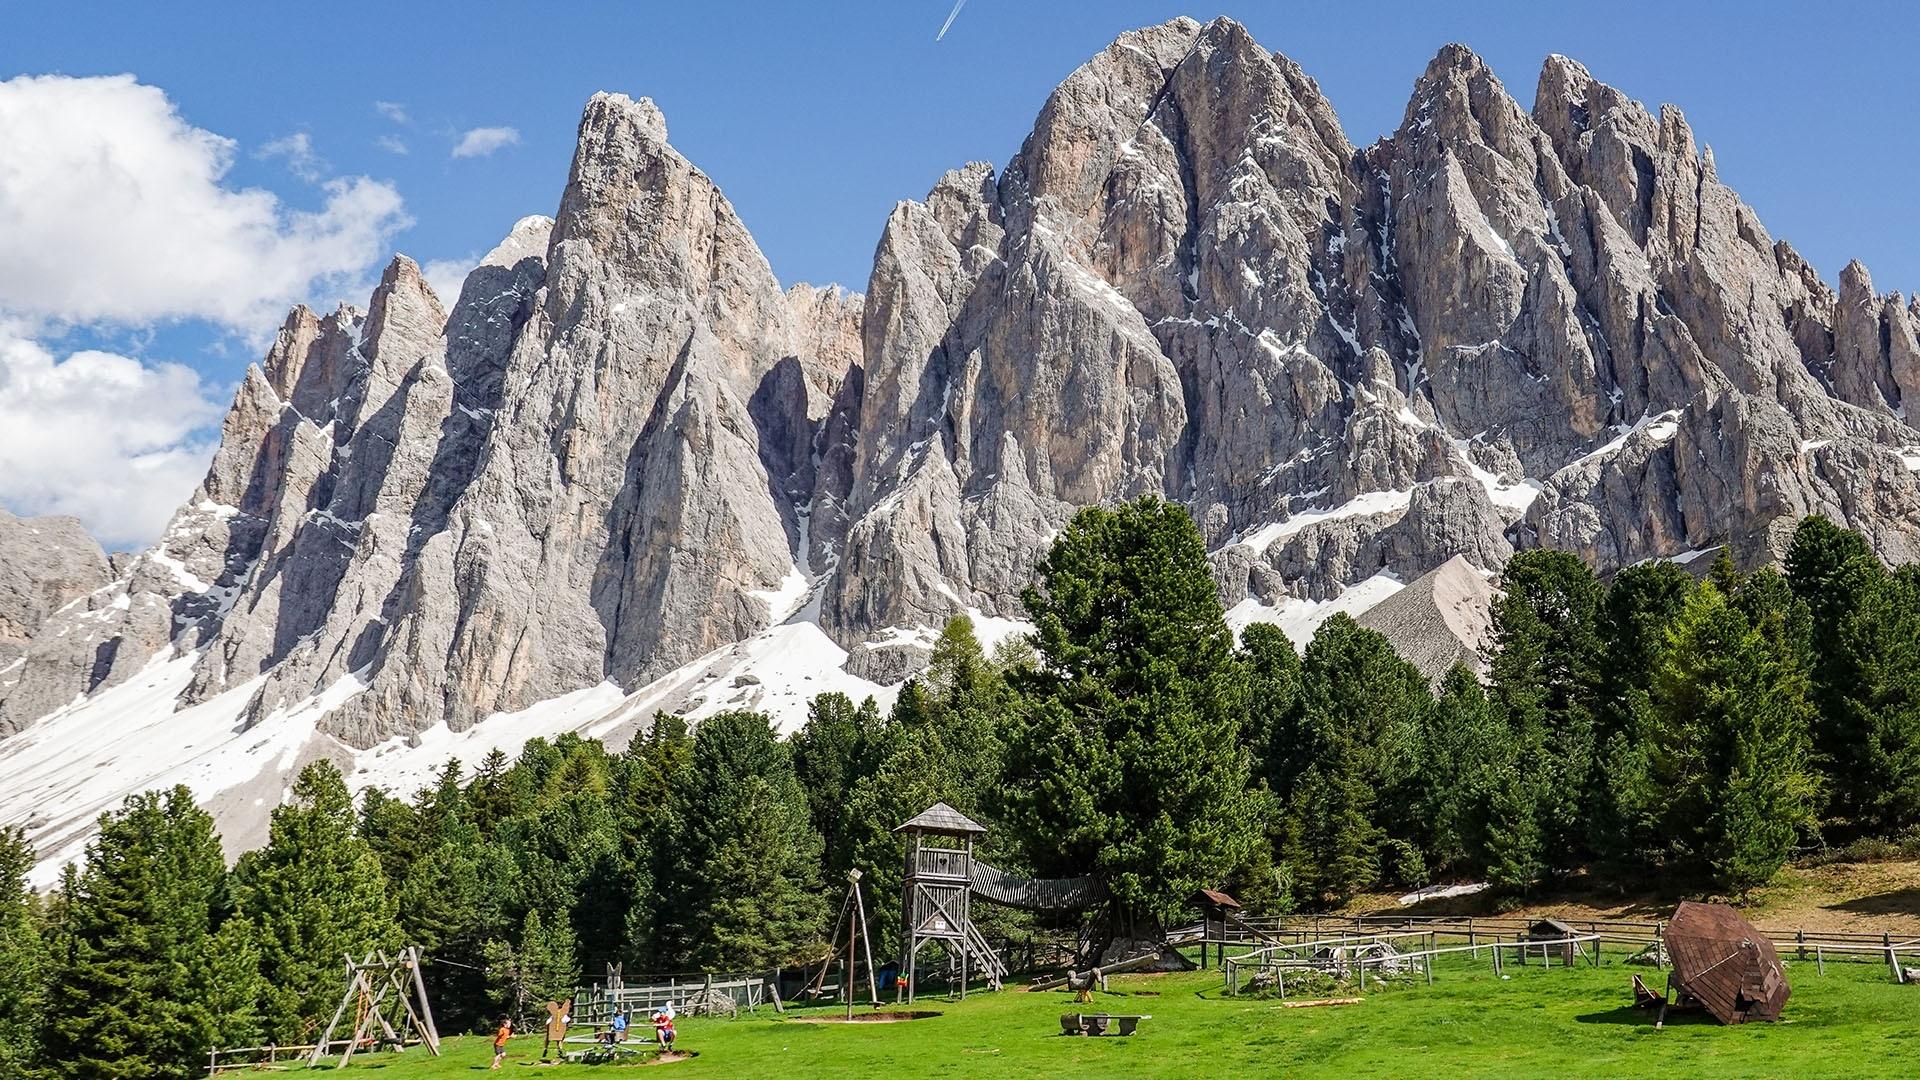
(4, 15), (1920, 880)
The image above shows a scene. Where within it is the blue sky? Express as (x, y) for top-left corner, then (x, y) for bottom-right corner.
(0, 2), (1915, 545)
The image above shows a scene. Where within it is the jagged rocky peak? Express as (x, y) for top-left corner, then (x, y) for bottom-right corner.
(4, 16), (1920, 774)
(821, 15), (1920, 656)
(0, 509), (109, 671)
(185, 88), (869, 749)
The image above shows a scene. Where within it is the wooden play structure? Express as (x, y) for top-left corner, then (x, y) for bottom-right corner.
(895, 802), (1104, 1002)
(1654, 901), (1789, 1026)
(304, 947), (441, 1068)
(803, 868), (883, 1016)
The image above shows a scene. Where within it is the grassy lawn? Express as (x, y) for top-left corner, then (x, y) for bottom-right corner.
(285, 949), (1920, 1078)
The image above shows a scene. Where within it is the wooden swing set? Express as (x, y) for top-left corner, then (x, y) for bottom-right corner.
(304, 946), (442, 1068)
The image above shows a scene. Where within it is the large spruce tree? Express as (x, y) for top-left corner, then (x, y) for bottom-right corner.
(1417, 665), (1515, 878)
(1281, 614), (1430, 904)
(41, 787), (259, 1080)
(658, 710), (825, 970)
(1785, 515), (1883, 819)
(235, 761), (399, 1042)
(1637, 584), (1816, 895)
(1489, 549), (1605, 869)
(791, 692), (881, 877)
(1838, 566), (1920, 835)
(1239, 623), (1306, 795)
(1001, 496), (1259, 944)
(613, 715), (693, 969)
(0, 827), (41, 1075)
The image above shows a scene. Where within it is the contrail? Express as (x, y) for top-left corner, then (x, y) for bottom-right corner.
(935, 0), (968, 41)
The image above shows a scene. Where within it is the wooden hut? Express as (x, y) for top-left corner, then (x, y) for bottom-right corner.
(1663, 901), (1789, 1024)
(1527, 917), (1578, 965)
(1189, 888), (1242, 969)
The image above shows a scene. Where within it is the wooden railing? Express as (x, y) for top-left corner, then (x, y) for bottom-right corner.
(913, 847), (970, 879)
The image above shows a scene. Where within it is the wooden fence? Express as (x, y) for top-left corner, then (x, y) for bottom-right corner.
(573, 971), (776, 1021)
(1195, 913), (1920, 994)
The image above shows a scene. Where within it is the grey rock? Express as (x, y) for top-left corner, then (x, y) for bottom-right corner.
(0, 508), (110, 676)
(7, 17), (1920, 758)
(1357, 555), (1498, 687)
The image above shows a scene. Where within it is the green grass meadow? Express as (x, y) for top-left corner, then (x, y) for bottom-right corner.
(282, 948), (1920, 1079)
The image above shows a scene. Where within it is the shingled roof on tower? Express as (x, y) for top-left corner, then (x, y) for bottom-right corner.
(893, 801), (988, 836)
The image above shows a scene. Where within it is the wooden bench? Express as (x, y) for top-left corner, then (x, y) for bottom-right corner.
(1059, 1012), (1148, 1036)
(1632, 973), (1666, 1009)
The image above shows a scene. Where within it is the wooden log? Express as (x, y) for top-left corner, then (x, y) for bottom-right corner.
(1276, 998), (1362, 1008)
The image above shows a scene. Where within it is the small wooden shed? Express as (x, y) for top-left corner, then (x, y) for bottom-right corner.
(1189, 889), (1243, 969)
(1527, 917), (1578, 965)
(1664, 901), (1789, 1024)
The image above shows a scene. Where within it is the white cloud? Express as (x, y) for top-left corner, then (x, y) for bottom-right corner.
(373, 100), (409, 124)
(374, 133), (410, 155)
(0, 325), (223, 548)
(451, 126), (520, 159)
(0, 73), (410, 331)
(420, 256), (478, 308)
(258, 130), (325, 181)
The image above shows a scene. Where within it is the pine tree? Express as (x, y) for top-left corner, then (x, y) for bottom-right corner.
(518, 909), (578, 1007)
(614, 714), (693, 968)
(494, 790), (620, 967)
(1480, 766), (1545, 898)
(1587, 561), (1698, 868)
(1489, 549), (1605, 868)
(791, 693), (878, 873)
(1283, 756), (1382, 906)
(1417, 665), (1513, 877)
(1638, 584), (1816, 895)
(235, 762), (399, 1042)
(397, 835), (500, 1033)
(1785, 514), (1884, 820)
(658, 710), (825, 970)
(358, 788), (424, 891)
(468, 749), (517, 831)
(919, 617), (1007, 811)
(1281, 614), (1430, 903)
(1002, 497), (1260, 942)
(0, 827), (42, 1076)
(40, 787), (251, 1080)
(1597, 561), (1697, 740)
(836, 717), (964, 961)
(483, 909), (578, 1023)
(1239, 623), (1306, 794)
(1837, 567), (1920, 834)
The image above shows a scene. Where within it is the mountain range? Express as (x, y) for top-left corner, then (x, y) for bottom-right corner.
(5, 15), (1920, 882)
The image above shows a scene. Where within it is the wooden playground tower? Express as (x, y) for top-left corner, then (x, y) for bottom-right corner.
(896, 802), (1004, 1001)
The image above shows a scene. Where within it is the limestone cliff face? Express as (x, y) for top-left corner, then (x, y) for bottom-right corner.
(820, 18), (1920, 647)
(4, 18), (1919, 748)
(0, 508), (111, 732)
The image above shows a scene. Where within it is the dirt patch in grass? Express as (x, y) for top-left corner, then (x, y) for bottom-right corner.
(1349, 859), (1920, 934)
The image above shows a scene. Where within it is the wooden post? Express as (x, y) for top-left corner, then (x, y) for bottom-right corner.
(1797, 929), (1806, 961)
(1817, 945), (1825, 975)
(854, 878), (881, 1005)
